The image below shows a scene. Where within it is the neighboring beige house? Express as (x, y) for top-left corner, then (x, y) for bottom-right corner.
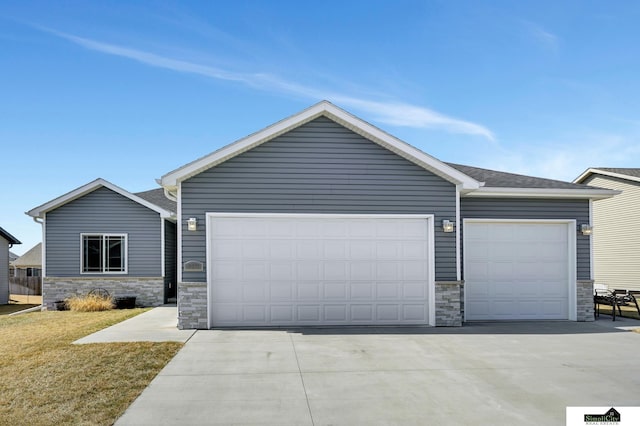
(574, 168), (640, 292)
(0, 226), (21, 304)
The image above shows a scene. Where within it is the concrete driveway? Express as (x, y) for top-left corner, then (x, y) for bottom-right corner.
(116, 321), (640, 426)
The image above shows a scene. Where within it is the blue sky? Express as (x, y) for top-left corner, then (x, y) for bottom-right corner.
(2, 1), (639, 254)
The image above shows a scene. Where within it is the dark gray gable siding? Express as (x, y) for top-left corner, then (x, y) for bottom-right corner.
(181, 116), (457, 282)
(46, 186), (162, 277)
(459, 198), (591, 280)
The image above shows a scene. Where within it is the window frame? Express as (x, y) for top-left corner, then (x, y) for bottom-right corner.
(80, 233), (128, 274)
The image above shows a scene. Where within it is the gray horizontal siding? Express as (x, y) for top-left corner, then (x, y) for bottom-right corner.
(45, 186), (162, 277)
(181, 116), (457, 282)
(460, 197), (591, 280)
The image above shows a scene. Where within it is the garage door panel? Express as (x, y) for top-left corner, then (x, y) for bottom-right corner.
(209, 216), (431, 327)
(351, 282), (374, 299)
(465, 222), (570, 321)
(297, 282), (320, 300)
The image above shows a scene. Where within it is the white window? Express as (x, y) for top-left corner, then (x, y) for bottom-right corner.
(81, 234), (127, 274)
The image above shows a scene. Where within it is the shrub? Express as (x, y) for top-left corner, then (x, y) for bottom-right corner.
(65, 294), (115, 312)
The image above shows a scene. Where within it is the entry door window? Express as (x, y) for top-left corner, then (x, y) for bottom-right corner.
(81, 234), (127, 273)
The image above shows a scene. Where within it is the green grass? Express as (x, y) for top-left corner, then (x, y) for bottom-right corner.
(0, 309), (182, 425)
(0, 304), (40, 315)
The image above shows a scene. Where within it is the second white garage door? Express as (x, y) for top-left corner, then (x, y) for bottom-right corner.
(207, 214), (433, 327)
(464, 221), (574, 321)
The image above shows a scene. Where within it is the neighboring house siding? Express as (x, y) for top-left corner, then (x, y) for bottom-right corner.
(0, 237), (8, 304)
(45, 187), (162, 277)
(164, 220), (177, 297)
(583, 175), (640, 291)
(181, 116), (457, 282)
(459, 198), (591, 280)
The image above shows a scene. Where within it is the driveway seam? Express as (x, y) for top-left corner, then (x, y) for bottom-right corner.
(290, 334), (315, 426)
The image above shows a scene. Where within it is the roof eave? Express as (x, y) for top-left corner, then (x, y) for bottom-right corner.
(160, 101), (481, 190)
(574, 168), (640, 184)
(463, 187), (620, 200)
(27, 178), (173, 219)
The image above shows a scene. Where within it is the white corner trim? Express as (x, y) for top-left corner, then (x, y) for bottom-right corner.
(176, 183), (183, 284)
(160, 101), (481, 190)
(27, 178), (173, 219)
(462, 186), (619, 200)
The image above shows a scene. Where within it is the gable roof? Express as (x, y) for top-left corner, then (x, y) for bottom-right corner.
(9, 251), (19, 262)
(448, 163), (619, 200)
(12, 243), (42, 268)
(574, 167), (640, 184)
(135, 188), (177, 213)
(0, 226), (21, 245)
(160, 100), (482, 191)
(27, 178), (175, 219)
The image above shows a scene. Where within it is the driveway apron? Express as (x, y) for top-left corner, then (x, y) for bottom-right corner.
(116, 321), (640, 426)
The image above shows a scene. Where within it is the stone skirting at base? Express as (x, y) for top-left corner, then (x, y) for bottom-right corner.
(177, 282), (208, 329)
(43, 277), (164, 310)
(576, 280), (595, 322)
(435, 280), (464, 326)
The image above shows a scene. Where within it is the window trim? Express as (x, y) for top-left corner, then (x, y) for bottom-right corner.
(80, 233), (128, 274)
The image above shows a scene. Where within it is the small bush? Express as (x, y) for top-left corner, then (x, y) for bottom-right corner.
(65, 294), (114, 312)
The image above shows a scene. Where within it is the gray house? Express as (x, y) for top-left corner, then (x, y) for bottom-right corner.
(0, 226), (21, 304)
(574, 168), (640, 291)
(158, 101), (616, 329)
(27, 179), (177, 309)
(30, 101), (617, 327)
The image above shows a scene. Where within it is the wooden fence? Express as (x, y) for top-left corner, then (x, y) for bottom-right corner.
(9, 277), (42, 295)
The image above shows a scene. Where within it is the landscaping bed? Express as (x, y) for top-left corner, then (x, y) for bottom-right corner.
(0, 309), (182, 425)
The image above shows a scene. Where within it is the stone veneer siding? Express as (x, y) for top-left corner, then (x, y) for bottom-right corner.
(435, 280), (464, 326)
(177, 282), (208, 329)
(43, 277), (164, 310)
(576, 280), (595, 322)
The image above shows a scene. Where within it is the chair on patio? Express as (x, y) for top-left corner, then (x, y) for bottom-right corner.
(594, 289), (623, 321)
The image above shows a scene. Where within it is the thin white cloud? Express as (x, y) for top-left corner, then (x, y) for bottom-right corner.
(43, 28), (495, 141)
(523, 21), (559, 51)
(476, 133), (640, 182)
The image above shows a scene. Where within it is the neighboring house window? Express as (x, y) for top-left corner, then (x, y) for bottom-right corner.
(81, 234), (127, 274)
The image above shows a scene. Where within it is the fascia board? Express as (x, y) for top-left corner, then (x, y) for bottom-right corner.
(574, 168), (640, 184)
(462, 186), (620, 200)
(26, 178), (173, 218)
(160, 101), (481, 190)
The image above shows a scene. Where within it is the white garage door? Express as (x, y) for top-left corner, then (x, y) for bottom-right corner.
(208, 215), (432, 327)
(464, 221), (572, 321)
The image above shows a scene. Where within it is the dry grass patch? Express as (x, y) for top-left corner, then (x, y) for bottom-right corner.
(66, 294), (115, 312)
(0, 309), (182, 425)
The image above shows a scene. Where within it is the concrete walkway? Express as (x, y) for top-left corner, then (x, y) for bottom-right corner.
(73, 305), (196, 344)
(115, 320), (640, 426)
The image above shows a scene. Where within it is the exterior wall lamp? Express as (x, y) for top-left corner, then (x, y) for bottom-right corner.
(442, 219), (455, 233)
(580, 224), (593, 236)
(187, 217), (197, 231)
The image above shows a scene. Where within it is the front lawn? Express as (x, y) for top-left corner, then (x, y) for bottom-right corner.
(0, 309), (182, 425)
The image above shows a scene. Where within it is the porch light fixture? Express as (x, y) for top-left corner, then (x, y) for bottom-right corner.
(187, 217), (197, 231)
(442, 219), (455, 233)
(580, 224), (593, 236)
